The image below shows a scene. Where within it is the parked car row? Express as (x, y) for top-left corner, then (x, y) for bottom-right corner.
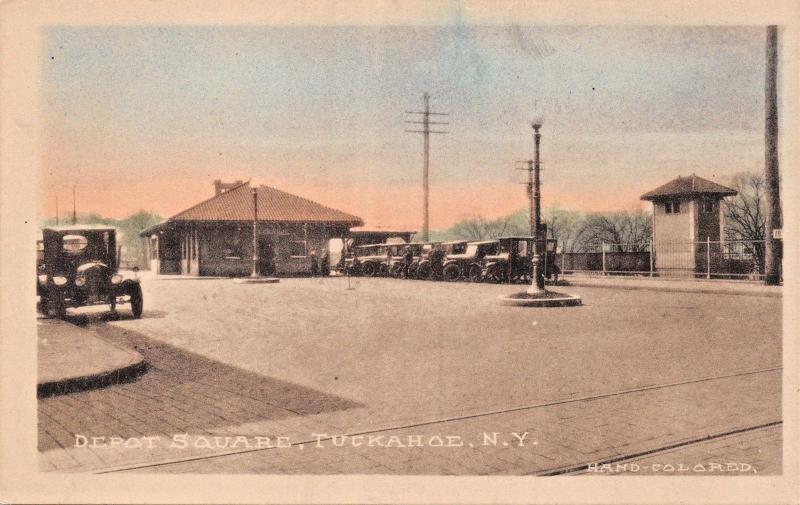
(339, 236), (560, 284)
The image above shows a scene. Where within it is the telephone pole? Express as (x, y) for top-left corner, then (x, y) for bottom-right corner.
(72, 185), (77, 225)
(55, 196), (59, 226)
(405, 93), (448, 242)
(764, 25), (782, 285)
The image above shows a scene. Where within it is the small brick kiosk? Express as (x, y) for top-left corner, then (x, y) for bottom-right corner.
(142, 180), (363, 276)
(641, 174), (736, 276)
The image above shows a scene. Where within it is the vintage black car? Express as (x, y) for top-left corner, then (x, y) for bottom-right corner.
(441, 240), (499, 282)
(482, 236), (560, 283)
(416, 241), (466, 280)
(37, 226), (143, 318)
(349, 244), (392, 277)
(406, 242), (438, 279)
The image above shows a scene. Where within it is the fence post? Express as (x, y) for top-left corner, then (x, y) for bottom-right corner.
(602, 241), (606, 276)
(706, 236), (711, 279)
(649, 238), (654, 276)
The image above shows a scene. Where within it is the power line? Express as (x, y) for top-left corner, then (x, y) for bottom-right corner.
(404, 93), (449, 242)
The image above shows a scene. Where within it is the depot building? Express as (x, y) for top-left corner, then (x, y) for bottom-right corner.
(141, 180), (363, 277)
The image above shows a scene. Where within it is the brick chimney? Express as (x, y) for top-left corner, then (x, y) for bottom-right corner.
(213, 179), (244, 196)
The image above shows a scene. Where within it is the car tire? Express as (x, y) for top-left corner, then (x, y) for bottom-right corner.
(468, 264), (483, 282)
(416, 262), (432, 280)
(485, 265), (504, 283)
(48, 295), (66, 318)
(443, 263), (461, 282)
(129, 283), (143, 319)
(361, 262), (377, 277)
(37, 296), (48, 315)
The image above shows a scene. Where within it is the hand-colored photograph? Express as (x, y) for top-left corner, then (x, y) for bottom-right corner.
(33, 22), (785, 477)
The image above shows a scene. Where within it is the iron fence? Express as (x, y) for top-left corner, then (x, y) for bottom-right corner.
(556, 239), (766, 280)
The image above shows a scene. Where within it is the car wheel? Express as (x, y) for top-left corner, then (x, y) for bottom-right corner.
(361, 262), (377, 277)
(129, 283), (143, 319)
(47, 295), (66, 318)
(37, 296), (48, 315)
(443, 263), (461, 282)
(485, 265), (504, 283)
(468, 264), (483, 282)
(417, 263), (432, 280)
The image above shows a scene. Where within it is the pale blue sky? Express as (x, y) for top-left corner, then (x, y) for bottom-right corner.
(42, 25), (771, 228)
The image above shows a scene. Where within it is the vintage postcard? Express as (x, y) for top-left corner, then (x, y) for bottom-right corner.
(1, 0), (798, 503)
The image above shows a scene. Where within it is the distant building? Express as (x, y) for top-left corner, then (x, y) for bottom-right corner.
(641, 174), (737, 275)
(348, 228), (416, 246)
(141, 180), (363, 276)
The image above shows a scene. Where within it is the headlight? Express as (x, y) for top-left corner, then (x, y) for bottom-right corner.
(75, 276), (86, 287)
(53, 276), (68, 286)
(38, 274), (47, 285)
(110, 274), (122, 284)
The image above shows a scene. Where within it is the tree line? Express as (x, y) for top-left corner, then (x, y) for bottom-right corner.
(430, 171), (769, 254)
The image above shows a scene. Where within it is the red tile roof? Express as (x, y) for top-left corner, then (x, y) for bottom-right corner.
(640, 175), (737, 201)
(168, 182), (363, 225)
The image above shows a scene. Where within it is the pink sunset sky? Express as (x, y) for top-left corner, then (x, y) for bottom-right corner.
(41, 25), (770, 230)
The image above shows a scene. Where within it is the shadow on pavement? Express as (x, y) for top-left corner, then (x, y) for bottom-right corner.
(38, 318), (364, 452)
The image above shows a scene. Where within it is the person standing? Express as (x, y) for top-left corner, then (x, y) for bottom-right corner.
(402, 245), (414, 279)
(309, 251), (319, 277)
(320, 249), (330, 277)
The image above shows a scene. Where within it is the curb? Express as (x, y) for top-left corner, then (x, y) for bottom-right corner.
(564, 278), (782, 298)
(37, 357), (148, 398)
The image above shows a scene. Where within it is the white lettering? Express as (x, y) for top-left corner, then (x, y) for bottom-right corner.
(171, 433), (188, 449)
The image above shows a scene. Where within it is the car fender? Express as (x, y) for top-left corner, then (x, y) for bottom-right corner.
(115, 278), (141, 295)
(442, 259), (460, 269)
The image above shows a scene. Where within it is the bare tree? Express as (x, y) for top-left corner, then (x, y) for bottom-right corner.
(544, 208), (588, 253)
(449, 214), (513, 240)
(724, 172), (767, 271)
(579, 210), (652, 252)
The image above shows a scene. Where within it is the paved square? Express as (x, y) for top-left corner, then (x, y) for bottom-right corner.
(38, 276), (782, 474)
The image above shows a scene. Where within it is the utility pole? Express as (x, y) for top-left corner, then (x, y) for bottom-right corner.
(532, 123), (542, 236)
(764, 25), (782, 285)
(55, 195), (59, 226)
(251, 187), (259, 278)
(405, 93), (448, 242)
(72, 185), (77, 225)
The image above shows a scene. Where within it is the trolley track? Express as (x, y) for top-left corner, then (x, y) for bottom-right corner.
(97, 365), (782, 474)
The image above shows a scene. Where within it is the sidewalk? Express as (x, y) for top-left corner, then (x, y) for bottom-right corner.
(563, 274), (782, 297)
(38, 318), (147, 398)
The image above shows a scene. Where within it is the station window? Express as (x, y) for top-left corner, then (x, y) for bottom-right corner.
(664, 201), (681, 214)
(290, 240), (307, 258)
(701, 200), (715, 213)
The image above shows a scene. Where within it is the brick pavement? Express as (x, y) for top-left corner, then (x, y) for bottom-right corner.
(578, 424), (782, 476)
(40, 367), (781, 475)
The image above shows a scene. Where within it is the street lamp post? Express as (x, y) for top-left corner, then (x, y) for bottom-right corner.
(251, 187), (259, 278)
(527, 122), (546, 296)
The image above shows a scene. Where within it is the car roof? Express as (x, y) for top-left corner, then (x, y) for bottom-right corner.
(42, 225), (116, 232)
(355, 243), (390, 248)
(468, 240), (500, 245)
